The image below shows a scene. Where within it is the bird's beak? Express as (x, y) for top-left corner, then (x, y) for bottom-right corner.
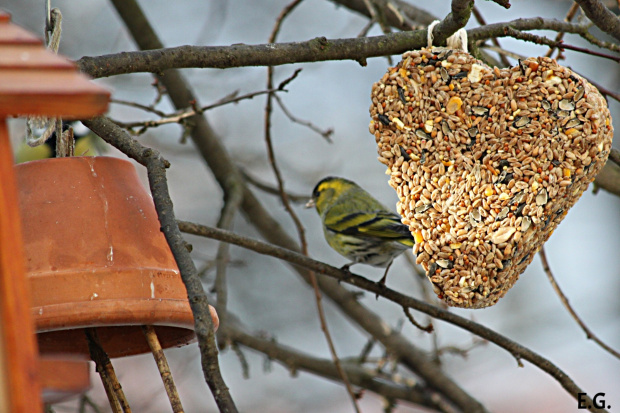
(305, 198), (316, 209)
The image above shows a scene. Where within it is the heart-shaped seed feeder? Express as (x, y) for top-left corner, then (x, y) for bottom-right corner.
(369, 48), (613, 308)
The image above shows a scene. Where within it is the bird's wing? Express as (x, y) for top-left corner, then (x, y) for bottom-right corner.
(324, 210), (413, 244)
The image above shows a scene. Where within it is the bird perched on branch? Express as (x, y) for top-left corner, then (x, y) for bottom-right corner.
(306, 176), (414, 284)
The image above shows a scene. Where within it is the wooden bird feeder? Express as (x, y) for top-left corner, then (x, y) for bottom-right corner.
(0, 10), (109, 411)
(0, 10), (214, 411)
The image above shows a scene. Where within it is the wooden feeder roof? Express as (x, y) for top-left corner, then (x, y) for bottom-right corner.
(0, 11), (109, 118)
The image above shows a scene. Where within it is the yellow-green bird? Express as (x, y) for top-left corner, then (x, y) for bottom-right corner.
(306, 176), (414, 283)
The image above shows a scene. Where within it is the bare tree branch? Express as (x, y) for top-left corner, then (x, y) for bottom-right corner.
(539, 247), (620, 360)
(220, 315), (452, 412)
(575, 0), (620, 41)
(177, 220), (609, 413)
(328, 0), (438, 29)
(75, 19), (591, 78)
(82, 116), (236, 412)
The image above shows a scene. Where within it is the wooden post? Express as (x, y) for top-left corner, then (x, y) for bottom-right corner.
(0, 10), (110, 411)
(0, 118), (41, 412)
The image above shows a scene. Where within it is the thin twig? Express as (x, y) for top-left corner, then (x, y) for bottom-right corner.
(142, 326), (185, 412)
(176, 220), (609, 413)
(110, 98), (168, 117)
(230, 341), (250, 379)
(111, 87), (288, 133)
(239, 168), (309, 204)
(357, 18), (376, 37)
(402, 307), (434, 332)
(85, 328), (130, 413)
(273, 94), (334, 142)
(539, 247), (620, 360)
(435, 339), (487, 359)
(479, 44), (526, 61)
(328, 0), (437, 29)
(266, 1), (361, 412)
(545, 2), (580, 58)
(214, 182), (243, 328)
(471, 6), (511, 67)
(503, 27), (620, 62)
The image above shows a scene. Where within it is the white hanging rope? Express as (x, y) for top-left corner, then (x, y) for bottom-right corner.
(26, 7), (68, 153)
(426, 20), (440, 49)
(447, 28), (468, 53)
(426, 20), (469, 53)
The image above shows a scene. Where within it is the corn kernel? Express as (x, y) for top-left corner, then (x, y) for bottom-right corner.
(446, 97), (462, 115)
(414, 230), (424, 244)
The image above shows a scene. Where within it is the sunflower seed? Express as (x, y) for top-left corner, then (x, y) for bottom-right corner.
(436, 259), (454, 269)
(398, 86), (407, 104)
(497, 207), (509, 221)
(442, 121), (450, 136)
(470, 209), (481, 221)
(559, 99), (575, 111)
(427, 262), (438, 276)
(440, 67), (450, 83)
(399, 146), (411, 161)
(453, 71), (468, 79)
(415, 203), (432, 213)
(514, 117), (530, 128)
(512, 191), (525, 205)
(521, 216), (531, 232)
(515, 203), (526, 217)
(471, 106), (489, 116)
(574, 87), (584, 102)
(416, 129), (430, 139)
(536, 188), (548, 206)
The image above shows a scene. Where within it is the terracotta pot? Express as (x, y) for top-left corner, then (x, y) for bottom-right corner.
(16, 156), (218, 357)
(39, 355), (90, 404)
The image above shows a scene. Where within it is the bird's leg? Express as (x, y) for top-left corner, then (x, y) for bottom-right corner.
(338, 262), (356, 284)
(378, 260), (393, 286)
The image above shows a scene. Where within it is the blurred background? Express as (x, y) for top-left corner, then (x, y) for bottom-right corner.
(4, 0), (620, 411)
